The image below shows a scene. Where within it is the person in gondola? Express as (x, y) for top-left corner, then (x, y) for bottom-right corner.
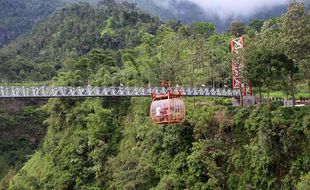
(155, 107), (161, 116)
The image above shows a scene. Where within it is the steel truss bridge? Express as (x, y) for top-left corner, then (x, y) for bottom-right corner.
(0, 86), (239, 98)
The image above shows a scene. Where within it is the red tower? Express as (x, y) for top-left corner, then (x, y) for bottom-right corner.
(231, 35), (252, 96)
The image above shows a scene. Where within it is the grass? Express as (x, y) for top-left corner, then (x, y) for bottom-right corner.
(254, 83), (309, 99)
(261, 91), (310, 99)
(11, 151), (53, 187)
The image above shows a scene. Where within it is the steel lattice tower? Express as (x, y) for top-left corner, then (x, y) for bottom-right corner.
(231, 35), (252, 96)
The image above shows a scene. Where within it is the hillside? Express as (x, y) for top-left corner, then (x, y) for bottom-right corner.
(0, 0), (113, 47)
(6, 98), (310, 189)
(0, 99), (47, 189)
(0, 1), (160, 82)
(0, 0), (309, 189)
(0, 0), (63, 47)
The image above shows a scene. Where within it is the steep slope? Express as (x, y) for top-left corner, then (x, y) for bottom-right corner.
(8, 98), (131, 189)
(0, 1), (160, 82)
(0, 99), (47, 189)
(8, 97), (310, 189)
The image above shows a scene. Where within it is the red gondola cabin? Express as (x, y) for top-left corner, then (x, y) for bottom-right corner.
(150, 87), (185, 124)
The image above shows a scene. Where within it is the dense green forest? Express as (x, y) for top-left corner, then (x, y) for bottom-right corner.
(0, 0), (309, 189)
(0, 1), (161, 82)
(0, 0), (63, 47)
(0, 100), (47, 188)
(2, 98), (310, 189)
(0, 0), (109, 47)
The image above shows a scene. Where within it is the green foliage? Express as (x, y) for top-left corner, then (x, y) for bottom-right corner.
(229, 21), (245, 36)
(0, 1), (161, 82)
(244, 0), (310, 102)
(1, 1), (310, 190)
(248, 19), (264, 32)
(8, 97), (131, 189)
(245, 45), (297, 100)
(0, 0), (63, 47)
(189, 22), (216, 38)
(282, 0), (310, 61)
(0, 105), (47, 186)
(229, 106), (310, 190)
(3, 97), (309, 190)
(296, 172), (310, 190)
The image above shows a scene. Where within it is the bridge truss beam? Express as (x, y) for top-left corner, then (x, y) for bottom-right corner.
(0, 86), (239, 98)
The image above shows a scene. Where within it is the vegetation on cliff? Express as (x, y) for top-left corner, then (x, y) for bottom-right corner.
(0, 0), (309, 189)
(6, 98), (310, 189)
(0, 101), (47, 189)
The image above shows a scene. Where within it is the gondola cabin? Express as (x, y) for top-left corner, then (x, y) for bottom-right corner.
(150, 88), (185, 124)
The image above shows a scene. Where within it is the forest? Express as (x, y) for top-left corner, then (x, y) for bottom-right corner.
(0, 0), (309, 189)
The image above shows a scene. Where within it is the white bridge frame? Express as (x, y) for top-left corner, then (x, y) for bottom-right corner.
(0, 86), (239, 98)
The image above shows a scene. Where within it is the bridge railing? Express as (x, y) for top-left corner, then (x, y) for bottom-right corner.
(0, 86), (240, 98)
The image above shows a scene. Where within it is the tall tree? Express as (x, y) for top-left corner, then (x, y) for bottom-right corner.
(245, 46), (294, 102)
(190, 22), (216, 38)
(281, 0), (310, 105)
(229, 21), (245, 36)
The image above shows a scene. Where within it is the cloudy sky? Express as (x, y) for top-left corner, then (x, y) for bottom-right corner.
(159, 0), (291, 20)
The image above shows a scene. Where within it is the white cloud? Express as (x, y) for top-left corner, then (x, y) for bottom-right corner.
(186, 0), (290, 20)
(155, 0), (290, 20)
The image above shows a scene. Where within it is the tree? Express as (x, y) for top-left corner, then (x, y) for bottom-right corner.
(296, 172), (310, 190)
(282, 1), (310, 61)
(229, 21), (245, 36)
(190, 22), (216, 38)
(245, 38), (298, 102)
(248, 19), (264, 32)
(281, 0), (310, 105)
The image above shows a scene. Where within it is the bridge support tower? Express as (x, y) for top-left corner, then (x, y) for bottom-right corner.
(231, 35), (253, 106)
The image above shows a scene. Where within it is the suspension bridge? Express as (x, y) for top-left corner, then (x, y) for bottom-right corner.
(0, 86), (239, 98)
(0, 36), (249, 100)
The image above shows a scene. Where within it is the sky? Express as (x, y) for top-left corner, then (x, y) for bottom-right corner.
(163, 0), (291, 20)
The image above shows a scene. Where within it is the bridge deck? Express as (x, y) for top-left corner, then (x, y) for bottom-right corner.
(0, 86), (239, 98)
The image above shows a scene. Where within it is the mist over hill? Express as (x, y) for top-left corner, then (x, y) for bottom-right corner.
(125, 0), (309, 31)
